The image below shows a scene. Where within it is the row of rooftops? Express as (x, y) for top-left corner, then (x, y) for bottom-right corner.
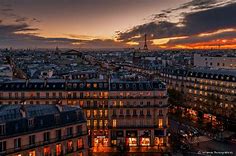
(0, 104), (85, 125)
(160, 67), (236, 82)
(0, 79), (166, 91)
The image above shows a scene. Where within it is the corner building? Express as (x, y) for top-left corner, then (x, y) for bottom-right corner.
(0, 104), (88, 156)
(0, 79), (169, 148)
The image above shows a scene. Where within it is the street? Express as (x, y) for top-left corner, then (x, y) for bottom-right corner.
(170, 119), (236, 155)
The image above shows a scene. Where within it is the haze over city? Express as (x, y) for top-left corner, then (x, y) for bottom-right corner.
(1, 0), (236, 49)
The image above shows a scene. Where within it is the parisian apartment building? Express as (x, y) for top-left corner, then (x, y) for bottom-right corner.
(0, 79), (169, 148)
(0, 104), (88, 156)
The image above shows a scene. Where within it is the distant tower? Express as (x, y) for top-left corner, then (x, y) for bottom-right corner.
(143, 34), (148, 50)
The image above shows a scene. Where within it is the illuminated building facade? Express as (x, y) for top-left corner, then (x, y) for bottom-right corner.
(0, 104), (88, 156)
(0, 79), (169, 148)
(159, 67), (236, 129)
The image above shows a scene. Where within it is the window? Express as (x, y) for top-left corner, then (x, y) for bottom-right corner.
(29, 135), (35, 145)
(158, 119), (163, 128)
(133, 109), (137, 116)
(112, 110), (116, 116)
(0, 124), (6, 135)
(112, 120), (116, 128)
(159, 110), (163, 116)
(43, 146), (50, 156)
(99, 110), (103, 117)
(87, 120), (91, 127)
(0, 141), (6, 152)
(28, 119), (34, 128)
(67, 140), (73, 153)
(46, 92), (49, 98)
(28, 150), (36, 156)
(94, 120), (97, 127)
(14, 138), (21, 148)
(140, 110), (144, 116)
(104, 120), (108, 127)
(77, 138), (83, 149)
(43, 132), (50, 142)
(104, 110), (108, 117)
(55, 144), (62, 156)
(99, 120), (103, 127)
(77, 125), (82, 135)
(94, 110), (97, 117)
(126, 109), (130, 115)
(67, 127), (73, 136)
(56, 129), (61, 140)
(147, 110), (151, 116)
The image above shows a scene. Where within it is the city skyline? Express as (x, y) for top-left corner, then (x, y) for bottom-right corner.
(1, 0), (236, 49)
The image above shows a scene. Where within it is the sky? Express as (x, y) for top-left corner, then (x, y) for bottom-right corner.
(0, 0), (236, 49)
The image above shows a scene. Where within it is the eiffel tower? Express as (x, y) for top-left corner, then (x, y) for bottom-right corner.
(143, 34), (148, 50)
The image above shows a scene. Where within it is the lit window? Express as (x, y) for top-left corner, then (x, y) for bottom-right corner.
(94, 110), (97, 116)
(87, 120), (90, 127)
(77, 138), (83, 149)
(56, 144), (62, 156)
(28, 150), (35, 156)
(99, 120), (103, 127)
(94, 120), (97, 127)
(67, 140), (73, 153)
(112, 120), (116, 128)
(43, 146), (50, 156)
(158, 119), (163, 128)
(86, 110), (90, 117)
(93, 83), (97, 88)
(104, 120), (108, 127)
(104, 110), (108, 117)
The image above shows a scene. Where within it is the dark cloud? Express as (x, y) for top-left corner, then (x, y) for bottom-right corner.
(15, 17), (29, 23)
(0, 23), (80, 48)
(0, 23), (127, 48)
(118, 1), (236, 45)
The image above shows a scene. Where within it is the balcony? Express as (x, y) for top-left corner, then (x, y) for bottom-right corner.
(3, 131), (87, 155)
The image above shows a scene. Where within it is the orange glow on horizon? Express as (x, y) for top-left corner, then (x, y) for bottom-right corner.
(168, 38), (236, 49)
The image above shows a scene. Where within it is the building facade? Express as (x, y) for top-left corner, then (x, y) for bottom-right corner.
(0, 104), (88, 156)
(0, 79), (169, 148)
(159, 67), (236, 130)
(194, 54), (236, 69)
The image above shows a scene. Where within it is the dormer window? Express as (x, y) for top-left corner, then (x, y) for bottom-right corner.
(86, 83), (91, 88)
(28, 118), (34, 128)
(73, 83), (77, 88)
(126, 84), (129, 89)
(112, 84), (116, 89)
(93, 83), (97, 88)
(99, 83), (103, 88)
(79, 83), (84, 88)
(40, 120), (44, 126)
(0, 124), (6, 135)
(119, 84), (123, 89)
(139, 84), (143, 89)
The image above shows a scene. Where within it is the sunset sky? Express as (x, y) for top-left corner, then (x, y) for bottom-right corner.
(1, 0), (236, 49)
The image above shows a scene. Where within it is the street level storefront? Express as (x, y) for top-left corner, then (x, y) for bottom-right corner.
(154, 130), (167, 146)
(93, 130), (109, 147)
(126, 130), (138, 146)
(111, 129), (169, 147)
(139, 130), (151, 146)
